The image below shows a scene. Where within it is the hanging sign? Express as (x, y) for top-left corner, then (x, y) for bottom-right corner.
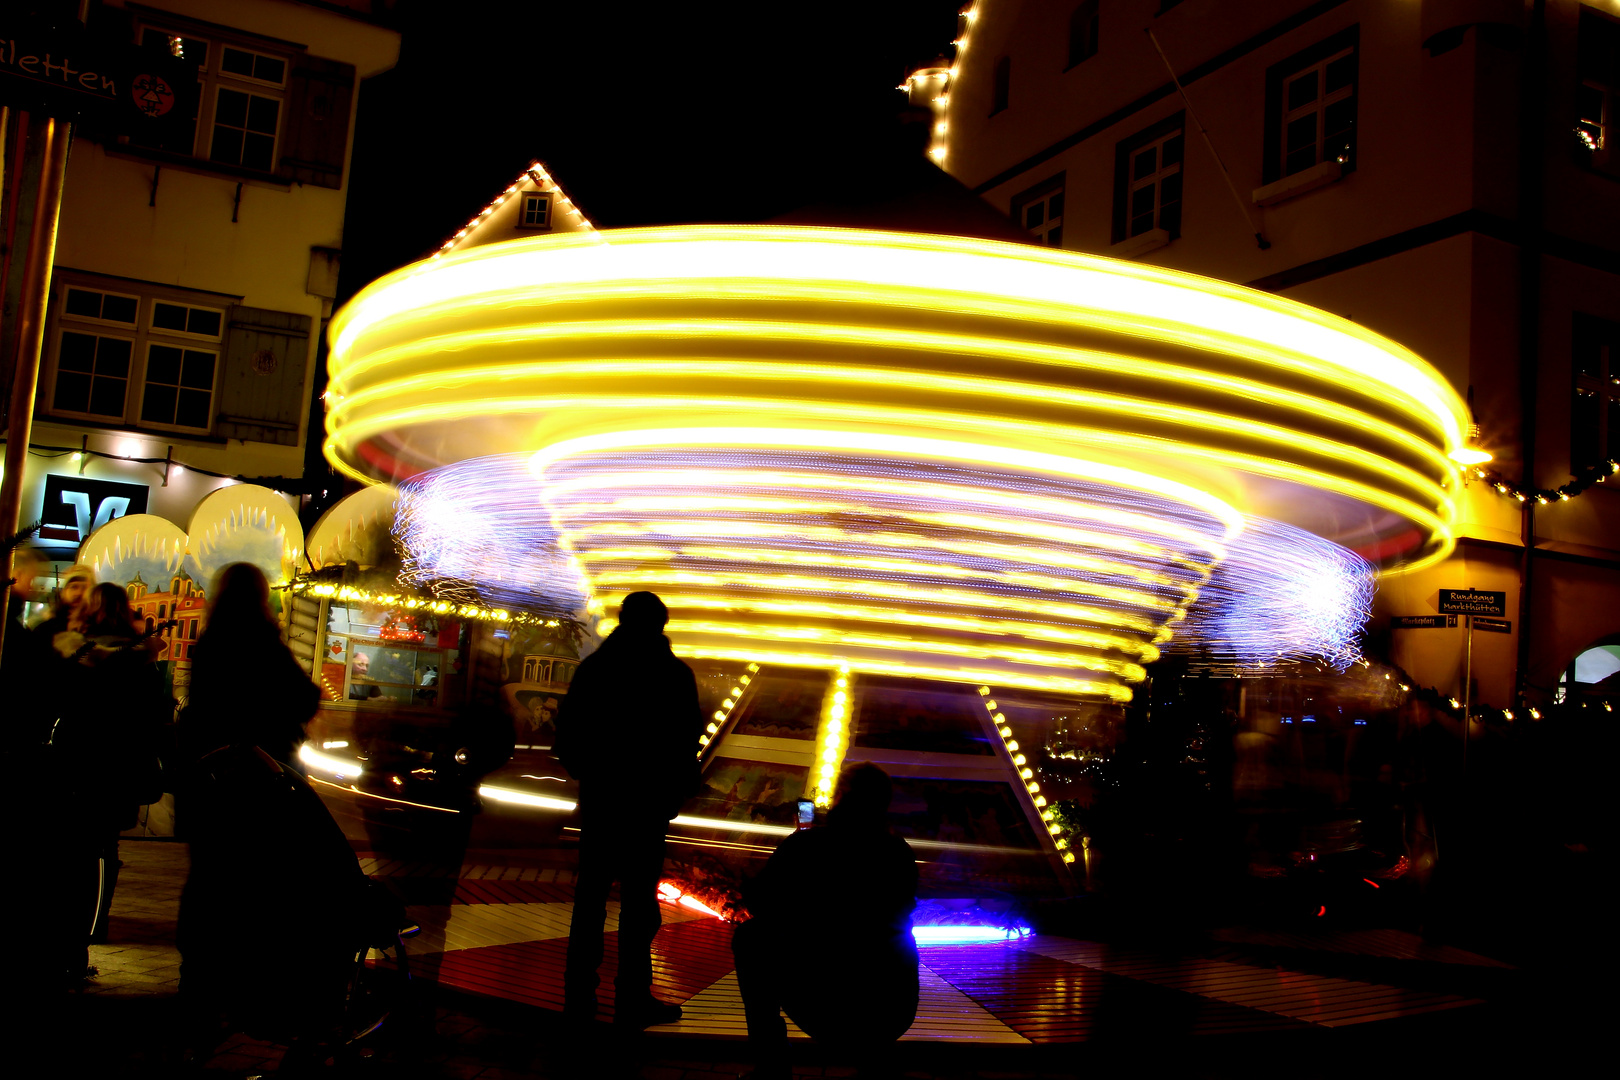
(0, 18), (197, 138)
(1473, 617), (1512, 635)
(1437, 589), (1507, 617)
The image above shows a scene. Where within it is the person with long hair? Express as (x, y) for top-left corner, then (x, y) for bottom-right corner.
(176, 564), (367, 1058)
(184, 562), (318, 766)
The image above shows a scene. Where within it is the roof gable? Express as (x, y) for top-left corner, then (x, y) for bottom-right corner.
(433, 161), (596, 259)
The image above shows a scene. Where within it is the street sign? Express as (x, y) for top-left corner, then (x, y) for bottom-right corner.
(0, 19), (196, 138)
(1391, 615), (1457, 629)
(1474, 616), (1512, 635)
(1437, 589), (1507, 617)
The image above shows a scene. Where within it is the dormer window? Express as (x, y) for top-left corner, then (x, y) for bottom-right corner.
(520, 192), (551, 229)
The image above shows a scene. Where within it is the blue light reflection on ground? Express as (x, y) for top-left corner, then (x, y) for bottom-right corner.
(912, 925), (1032, 945)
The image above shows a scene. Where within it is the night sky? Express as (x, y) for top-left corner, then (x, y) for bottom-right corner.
(338, 0), (967, 302)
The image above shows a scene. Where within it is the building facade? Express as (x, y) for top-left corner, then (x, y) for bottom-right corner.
(922, 0), (1620, 708)
(3, 0), (399, 575)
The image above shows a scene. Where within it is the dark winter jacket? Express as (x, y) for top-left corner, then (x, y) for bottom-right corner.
(185, 624), (319, 767)
(53, 628), (172, 831)
(553, 626), (703, 818)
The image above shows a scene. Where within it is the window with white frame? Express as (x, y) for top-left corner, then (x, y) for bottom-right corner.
(48, 279), (226, 434)
(1013, 175), (1065, 247)
(134, 22), (288, 173)
(1126, 127), (1184, 238)
(1573, 313), (1620, 469)
(1280, 46), (1356, 176)
(520, 192), (551, 228)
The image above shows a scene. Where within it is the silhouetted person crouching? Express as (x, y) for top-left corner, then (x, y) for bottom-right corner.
(556, 591), (702, 1028)
(733, 763), (918, 1079)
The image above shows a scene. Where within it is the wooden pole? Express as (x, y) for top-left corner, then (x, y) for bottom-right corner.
(0, 113), (72, 663)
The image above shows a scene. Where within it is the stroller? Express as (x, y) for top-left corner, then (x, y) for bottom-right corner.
(178, 743), (420, 1066)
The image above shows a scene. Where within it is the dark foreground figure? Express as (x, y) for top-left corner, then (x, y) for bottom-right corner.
(734, 763), (919, 1080)
(556, 591), (703, 1028)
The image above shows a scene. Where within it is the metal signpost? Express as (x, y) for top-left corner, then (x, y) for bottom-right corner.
(1436, 589), (1508, 773)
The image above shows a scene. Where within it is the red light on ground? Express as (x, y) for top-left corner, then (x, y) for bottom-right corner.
(1315, 905), (1326, 917)
(1363, 878), (1380, 888)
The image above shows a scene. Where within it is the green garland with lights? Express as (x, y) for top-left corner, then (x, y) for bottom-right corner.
(1469, 457), (1618, 505)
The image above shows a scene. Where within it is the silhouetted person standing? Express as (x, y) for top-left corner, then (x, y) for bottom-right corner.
(556, 591), (702, 1028)
(733, 763), (919, 1079)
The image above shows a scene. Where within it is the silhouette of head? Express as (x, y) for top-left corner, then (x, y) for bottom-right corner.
(206, 562), (276, 638)
(617, 591), (668, 633)
(86, 582), (139, 636)
(59, 563), (97, 612)
(831, 762), (893, 827)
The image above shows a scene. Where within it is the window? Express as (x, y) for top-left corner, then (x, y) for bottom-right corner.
(1067, 2), (1099, 69)
(47, 276), (226, 434)
(140, 345), (217, 429)
(991, 56), (1011, 115)
(1578, 81), (1607, 151)
(210, 86), (281, 170)
(1263, 27), (1359, 184)
(53, 332), (132, 419)
(520, 192), (551, 228)
(1126, 129), (1183, 238)
(1577, 6), (1619, 170)
(1011, 174), (1065, 247)
(1112, 114), (1185, 244)
(133, 20), (288, 174)
(1573, 313), (1620, 469)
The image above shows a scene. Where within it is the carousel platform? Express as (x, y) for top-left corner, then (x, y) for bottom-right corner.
(364, 856), (1503, 1045)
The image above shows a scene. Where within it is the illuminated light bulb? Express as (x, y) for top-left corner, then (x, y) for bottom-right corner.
(833, 691), (847, 704)
(1034, 796), (1047, 807)
(1005, 740), (1019, 752)
(1529, 708), (1541, 719)
(1042, 810), (1055, 821)
(1048, 824), (1061, 835)
(985, 701), (997, 711)
(1026, 782), (1040, 794)
(1001, 726), (1013, 738)
(994, 713), (1006, 723)
(978, 687), (990, 696)
(1014, 754), (1027, 766)
(731, 687), (744, 696)
(1063, 852), (1076, 864)
(722, 698), (735, 709)
(699, 735), (710, 745)
(822, 748), (839, 763)
(713, 710), (726, 721)
(1055, 838), (1068, 850)
(70, 451), (82, 462)
(740, 675), (751, 685)
(706, 722), (719, 734)
(1020, 768), (1034, 780)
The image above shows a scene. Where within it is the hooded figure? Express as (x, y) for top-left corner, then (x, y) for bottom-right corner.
(732, 762), (919, 1079)
(556, 591), (702, 1029)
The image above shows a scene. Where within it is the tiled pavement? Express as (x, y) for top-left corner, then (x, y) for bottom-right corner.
(40, 839), (1550, 1079)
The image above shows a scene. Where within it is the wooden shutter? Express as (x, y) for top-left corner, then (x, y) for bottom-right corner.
(277, 55), (355, 189)
(217, 306), (312, 446)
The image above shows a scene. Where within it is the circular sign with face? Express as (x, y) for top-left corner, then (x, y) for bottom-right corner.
(131, 73), (176, 118)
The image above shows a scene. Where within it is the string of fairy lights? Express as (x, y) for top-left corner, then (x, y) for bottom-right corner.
(1466, 457), (1618, 505)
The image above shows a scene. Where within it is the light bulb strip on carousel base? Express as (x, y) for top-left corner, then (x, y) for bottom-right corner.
(698, 661), (760, 755)
(978, 685), (1073, 865)
(327, 226), (1476, 705)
